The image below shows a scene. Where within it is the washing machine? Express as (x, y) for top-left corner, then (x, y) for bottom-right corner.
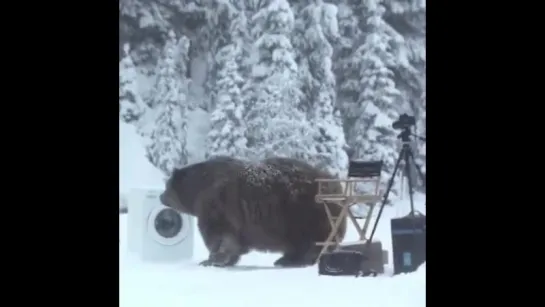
(127, 188), (194, 262)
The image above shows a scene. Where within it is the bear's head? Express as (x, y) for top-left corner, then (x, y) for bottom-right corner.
(159, 163), (205, 215)
(159, 156), (245, 215)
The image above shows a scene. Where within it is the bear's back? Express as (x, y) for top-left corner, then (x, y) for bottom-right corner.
(214, 158), (344, 251)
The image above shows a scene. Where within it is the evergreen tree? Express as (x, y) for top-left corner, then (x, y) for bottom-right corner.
(119, 0), (170, 78)
(206, 43), (248, 158)
(204, 0), (248, 111)
(334, 0), (365, 139)
(382, 0), (426, 116)
(244, 0), (316, 161)
(350, 0), (402, 192)
(204, 1), (249, 158)
(298, 1), (348, 177)
(119, 43), (145, 124)
(146, 31), (190, 175)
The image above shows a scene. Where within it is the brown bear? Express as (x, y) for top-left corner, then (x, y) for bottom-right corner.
(159, 156), (346, 268)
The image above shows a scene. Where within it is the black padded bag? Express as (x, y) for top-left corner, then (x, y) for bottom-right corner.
(318, 250), (373, 277)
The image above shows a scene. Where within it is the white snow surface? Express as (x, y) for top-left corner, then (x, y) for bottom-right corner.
(120, 193), (426, 307)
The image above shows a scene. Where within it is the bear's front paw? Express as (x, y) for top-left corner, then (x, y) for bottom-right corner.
(198, 253), (233, 267)
(199, 259), (216, 267)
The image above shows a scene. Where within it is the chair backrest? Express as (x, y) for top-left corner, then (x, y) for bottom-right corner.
(347, 160), (383, 196)
(348, 160), (383, 178)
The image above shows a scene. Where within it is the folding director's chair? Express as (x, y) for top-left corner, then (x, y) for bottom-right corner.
(315, 160), (384, 259)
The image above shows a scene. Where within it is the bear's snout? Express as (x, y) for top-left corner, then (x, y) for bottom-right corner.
(160, 190), (191, 214)
(159, 192), (170, 207)
(160, 190), (182, 210)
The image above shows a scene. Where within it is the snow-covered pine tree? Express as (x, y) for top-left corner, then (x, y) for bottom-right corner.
(297, 0), (348, 177)
(334, 0), (365, 139)
(204, 0), (248, 112)
(120, 0), (209, 110)
(146, 30), (190, 175)
(175, 34), (195, 109)
(119, 43), (145, 124)
(312, 108), (349, 177)
(350, 0), (402, 194)
(381, 0), (425, 118)
(206, 43), (248, 158)
(119, 0), (170, 78)
(290, 2), (307, 66)
(239, 0), (270, 115)
(244, 0), (316, 161)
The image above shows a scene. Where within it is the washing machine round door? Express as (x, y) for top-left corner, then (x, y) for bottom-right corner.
(147, 207), (190, 245)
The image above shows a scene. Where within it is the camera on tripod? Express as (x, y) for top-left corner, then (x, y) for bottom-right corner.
(392, 114), (416, 130)
(363, 113), (426, 275)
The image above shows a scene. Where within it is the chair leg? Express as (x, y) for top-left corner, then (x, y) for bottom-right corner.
(358, 203), (376, 240)
(317, 204), (349, 259)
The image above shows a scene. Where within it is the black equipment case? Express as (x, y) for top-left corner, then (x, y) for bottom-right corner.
(391, 213), (426, 274)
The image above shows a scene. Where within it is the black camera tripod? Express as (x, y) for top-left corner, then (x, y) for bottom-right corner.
(367, 127), (426, 243)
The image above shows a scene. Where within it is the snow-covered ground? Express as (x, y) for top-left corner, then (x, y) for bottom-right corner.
(120, 192), (425, 307)
(119, 119), (426, 307)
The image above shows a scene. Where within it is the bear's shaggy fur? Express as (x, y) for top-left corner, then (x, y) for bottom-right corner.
(159, 156), (346, 268)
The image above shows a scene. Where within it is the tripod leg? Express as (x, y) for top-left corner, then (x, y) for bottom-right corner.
(406, 149), (426, 190)
(367, 147), (405, 243)
(403, 148), (416, 215)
